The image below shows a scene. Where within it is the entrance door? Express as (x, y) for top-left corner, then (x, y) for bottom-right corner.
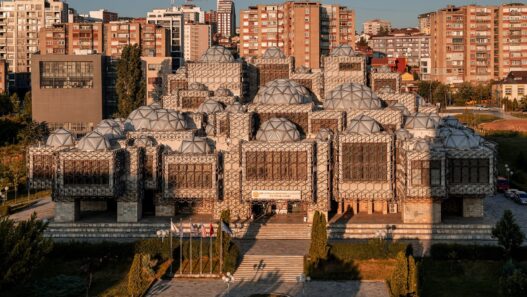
(442, 198), (463, 217)
(143, 190), (155, 217)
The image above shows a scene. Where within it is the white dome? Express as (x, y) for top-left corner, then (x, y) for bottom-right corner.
(395, 128), (413, 140)
(296, 65), (311, 74)
(404, 113), (439, 130)
(346, 115), (382, 135)
(254, 79), (313, 105)
(189, 82), (208, 91)
(128, 106), (158, 130)
(179, 137), (212, 154)
(199, 46), (235, 63)
(324, 83), (382, 111)
(443, 129), (480, 149)
(46, 128), (75, 147)
(330, 45), (357, 57)
(389, 103), (411, 116)
(151, 109), (187, 131)
(94, 121), (124, 140)
(134, 135), (157, 147)
(262, 47), (286, 59)
(149, 102), (162, 109)
(215, 87), (233, 97)
(256, 118), (301, 142)
(441, 116), (462, 128)
(197, 99), (225, 114)
(76, 131), (111, 152)
(225, 102), (246, 113)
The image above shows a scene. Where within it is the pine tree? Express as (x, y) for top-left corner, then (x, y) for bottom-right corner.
(309, 211), (328, 267)
(22, 91), (32, 120)
(116, 44), (146, 117)
(9, 93), (20, 115)
(492, 210), (525, 257)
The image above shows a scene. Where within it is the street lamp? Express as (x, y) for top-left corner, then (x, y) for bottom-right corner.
(505, 164), (513, 186)
(1, 186), (9, 205)
(156, 229), (169, 243)
(222, 272), (235, 296)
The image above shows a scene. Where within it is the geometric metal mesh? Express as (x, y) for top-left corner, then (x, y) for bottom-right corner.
(197, 99), (225, 114)
(215, 87), (233, 97)
(345, 115), (382, 134)
(75, 131), (111, 152)
(46, 128), (75, 147)
(324, 83), (382, 111)
(254, 79), (313, 105)
(262, 47), (286, 59)
(404, 112), (439, 130)
(189, 82), (208, 91)
(179, 137), (212, 154)
(443, 129), (480, 150)
(199, 45), (235, 63)
(330, 44), (357, 57)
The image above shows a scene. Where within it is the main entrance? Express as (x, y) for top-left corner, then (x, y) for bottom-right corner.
(251, 201), (307, 218)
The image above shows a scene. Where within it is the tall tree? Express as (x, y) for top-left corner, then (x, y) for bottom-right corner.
(116, 44), (146, 118)
(492, 210), (525, 257)
(9, 93), (20, 115)
(17, 121), (49, 145)
(22, 91), (32, 120)
(309, 211), (328, 267)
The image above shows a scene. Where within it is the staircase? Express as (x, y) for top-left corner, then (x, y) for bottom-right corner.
(234, 255), (305, 283)
(233, 223), (311, 240)
(328, 223), (495, 241)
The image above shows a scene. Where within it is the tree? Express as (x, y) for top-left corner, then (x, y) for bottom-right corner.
(216, 209), (239, 273)
(17, 121), (49, 145)
(0, 94), (11, 116)
(309, 211), (328, 267)
(22, 91), (32, 120)
(390, 251), (418, 297)
(6, 153), (25, 200)
(127, 253), (154, 297)
(0, 214), (53, 289)
(356, 37), (368, 47)
(116, 44), (146, 117)
(492, 210), (525, 257)
(9, 93), (20, 115)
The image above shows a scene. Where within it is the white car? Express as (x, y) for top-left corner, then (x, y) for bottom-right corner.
(513, 191), (527, 205)
(505, 189), (521, 199)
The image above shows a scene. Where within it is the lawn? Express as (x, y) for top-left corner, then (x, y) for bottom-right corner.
(487, 132), (527, 190)
(419, 259), (503, 297)
(455, 112), (500, 128)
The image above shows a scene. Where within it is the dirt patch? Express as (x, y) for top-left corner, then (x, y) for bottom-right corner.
(479, 119), (527, 132)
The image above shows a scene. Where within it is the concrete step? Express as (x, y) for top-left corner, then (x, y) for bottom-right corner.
(235, 255), (304, 283)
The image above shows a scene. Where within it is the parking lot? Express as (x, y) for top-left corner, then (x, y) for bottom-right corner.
(485, 193), (527, 236)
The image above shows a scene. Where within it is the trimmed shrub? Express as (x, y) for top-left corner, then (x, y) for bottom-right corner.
(389, 251), (419, 297)
(330, 240), (409, 261)
(134, 238), (177, 261)
(309, 211), (328, 266)
(51, 241), (134, 260)
(215, 209), (240, 273)
(127, 254), (155, 297)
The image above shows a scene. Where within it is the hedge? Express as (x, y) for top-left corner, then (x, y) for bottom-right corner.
(50, 241), (134, 260)
(0, 205), (8, 217)
(430, 244), (527, 261)
(330, 240), (410, 261)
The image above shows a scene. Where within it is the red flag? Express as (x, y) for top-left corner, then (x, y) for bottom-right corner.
(209, 224), (214, 237)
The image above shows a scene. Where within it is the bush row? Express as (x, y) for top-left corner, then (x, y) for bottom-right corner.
(330, 239), (410, 261)
(430, 244), (527, 261)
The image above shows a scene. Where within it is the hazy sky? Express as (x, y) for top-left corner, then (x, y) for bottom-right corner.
(67, 0), (511, 28)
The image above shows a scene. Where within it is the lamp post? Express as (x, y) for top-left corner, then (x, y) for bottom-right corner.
(1, 186), (9, 205)
(505, 164), (513, 186)
(156, 229), (169, 243)
(221, 272), (235, 296)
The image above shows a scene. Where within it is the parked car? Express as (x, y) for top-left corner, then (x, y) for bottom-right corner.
(497, 177), (510, 192)
(513, 191), (527, 205)
(505, 189), (521, 199)
(476, 105), (490, 111)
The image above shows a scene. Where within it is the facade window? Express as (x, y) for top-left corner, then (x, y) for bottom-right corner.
(505, 88), (512, 95)
(518, 88), (525, 96)
(167, 163), (213, 189)
(342, 143), (387, 181)
(63, 160), (110, 185)
(145, 154), (154, 180)
(339, 63), (361, 71)
(40, 61), (94, 89)
(246, 151), (308, 182)
(411, 160), (441, 186)
(448, 158), (489, 184)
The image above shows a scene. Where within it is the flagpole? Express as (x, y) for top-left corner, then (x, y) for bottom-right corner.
(179, 218), (183, 276)
(220, 220), (223, 275)
(200, 224), (203, 275)
(190, 219), (192, 275)
(209, 220), (212, 275)
(170, 218), (173, 276)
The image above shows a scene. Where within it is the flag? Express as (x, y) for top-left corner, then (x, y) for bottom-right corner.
(179, 220), (184, 237)
(221, 221), (233, 236)
(170, 221), (179, 234)
(209, 224), (214, 237)
(201, 224), (207, 238)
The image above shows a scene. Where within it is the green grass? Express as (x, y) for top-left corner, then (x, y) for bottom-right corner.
(455, 113), (500, 128)
(487, 133), (527, 190)
(511, 112), (527, 119)
(420, 259), (503, 297)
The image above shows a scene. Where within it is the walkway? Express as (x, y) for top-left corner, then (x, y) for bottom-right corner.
(147, 279), (390, 297)
(8, 197), (54, 222)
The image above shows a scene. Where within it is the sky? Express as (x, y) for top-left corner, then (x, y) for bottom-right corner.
(67, 0), (511, 28)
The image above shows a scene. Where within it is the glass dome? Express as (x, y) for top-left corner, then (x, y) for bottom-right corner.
(76, 131), (111, 152)
(330, 44), (357, 57)
(254, 79), (313, 105)
(199, 45), (235, 63)
(324, 83), (382, 111)
(404, 112), (439, 130)
(262, 47), (286, 59)
(46, 128), (75, 147)
(179, 137), (212, 154)
(346, 115), (382, 134)
(197, 99), (225, 114)
(215, 87), (233, 97)
(256, 118), (301, 142)
(94, 120), (124, 140)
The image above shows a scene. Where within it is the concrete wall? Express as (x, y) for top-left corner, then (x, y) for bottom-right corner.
(402, 200), (441, 224)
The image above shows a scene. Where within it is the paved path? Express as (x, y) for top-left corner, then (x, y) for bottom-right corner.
(485, 193), (527, 236)
(147, 279), (390, 297)
(237, 240), (310, 255)
(8, 197), (54, 222)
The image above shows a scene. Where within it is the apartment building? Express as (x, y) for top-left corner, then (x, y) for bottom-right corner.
(147, 8), (184, 69)
(369, 29), (430, 68)
(430, 4), (527, 84)
(205, 10), (218, 35)
(39, 23), (104, 55)
(217, 0), (235, 37)
(240, 1), (355, 70)
(85, 9), (118, 23)
(184, 23), (211, 62)
(0, 0), (68, 90)
(363, 19), (391, 35)
(418, 12), (433, 34)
